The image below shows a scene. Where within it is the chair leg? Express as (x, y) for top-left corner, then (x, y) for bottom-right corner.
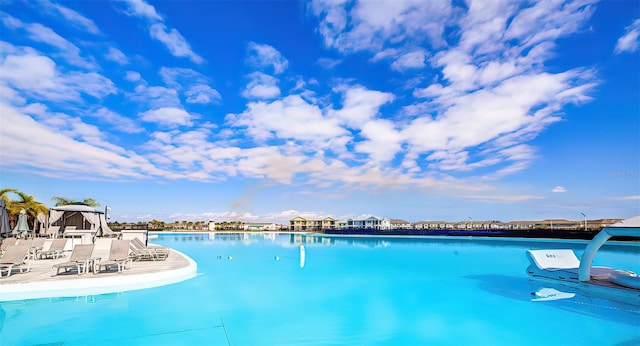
(5, 265), (13, 278)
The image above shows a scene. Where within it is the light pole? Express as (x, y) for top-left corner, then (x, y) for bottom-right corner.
(580, 212), (587, 231)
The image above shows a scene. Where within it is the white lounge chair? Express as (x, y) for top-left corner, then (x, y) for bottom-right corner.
(0, 237), (17, 255)
(97, 240), (132, 273)
(0, 244), (31, 278)
(526, 249), (618, 280)
(28, 238), (45, 260)
(51, 244), (94, 276)
(40, 239), (68, 259)
(526, 249), (580, 270)
(42, 225), (61, 239)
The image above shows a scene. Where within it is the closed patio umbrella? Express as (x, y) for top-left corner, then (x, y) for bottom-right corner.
(12, 209), (30, 238)
(0, 200), (10, 237)
(35, 213), (46, 236)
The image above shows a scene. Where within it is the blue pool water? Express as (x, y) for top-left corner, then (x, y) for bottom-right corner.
(1, 233), (639, 345)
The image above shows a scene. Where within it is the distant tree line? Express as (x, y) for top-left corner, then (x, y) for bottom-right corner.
(109, 220), (210, 232)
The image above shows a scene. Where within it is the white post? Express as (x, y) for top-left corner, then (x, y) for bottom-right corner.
(580, 212), (587, 231)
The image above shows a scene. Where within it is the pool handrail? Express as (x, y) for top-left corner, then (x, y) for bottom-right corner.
(578, 216), (640, 282)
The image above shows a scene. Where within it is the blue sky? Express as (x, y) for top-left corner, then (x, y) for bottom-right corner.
(0, 0), (638, 224)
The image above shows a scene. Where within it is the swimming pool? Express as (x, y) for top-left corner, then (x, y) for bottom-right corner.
(1, 233), (638, 345)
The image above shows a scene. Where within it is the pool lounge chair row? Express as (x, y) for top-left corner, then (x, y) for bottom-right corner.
(0, 238), (69, 277)
(51, 240), (133, 276)
(2, 237), (170, 278)
(129, 237), (170, 261)
(1, 237), (46, 258)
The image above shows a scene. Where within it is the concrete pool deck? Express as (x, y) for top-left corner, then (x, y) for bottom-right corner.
(0, 238), (197, 301)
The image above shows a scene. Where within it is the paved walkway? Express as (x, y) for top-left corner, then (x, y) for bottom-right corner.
(0, 238), (197, 301)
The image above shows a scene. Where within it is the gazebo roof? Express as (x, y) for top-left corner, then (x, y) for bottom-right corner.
(49, 204), (102, 213)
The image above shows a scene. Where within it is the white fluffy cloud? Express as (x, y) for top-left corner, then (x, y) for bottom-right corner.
(39, 0), (100, 34)
(122, 0), (203, 63)
(227, 94), (348, 144)
(140, 107), (195, 127)
(132, 85), (181, 109)
(185, 85), (222, 104)
(552, 186), (567, 193)
(0, 54), (57, 91)
(246, 42), (289, 74)
(0, 104), (165, 180)
(93, 107), (145, 134)
(125, 71), (141, 82)
(122, 0), (162, 21)
(355, 119), (404, 164)
(242, 72), (281, 99)
(150, 23), (203, 63)
(105, 47), (129, 65)
(0, 13), (95, 69)
(332, 86), (394, 128)
(160, 67), (222, 104)
(0, 50), (116, 101)
(312, 0), (451, 53)
(615, 19), (640, 54)
(391, 50), (426, 71)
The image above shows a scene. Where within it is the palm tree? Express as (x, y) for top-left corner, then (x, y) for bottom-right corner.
(149, 219), (166, 231)
(51, 197), (100, 207)
(0, 188), (17, 205)
(3, 190), (48, 228)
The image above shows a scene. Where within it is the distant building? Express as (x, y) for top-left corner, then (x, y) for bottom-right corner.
(504, 221), (536, 230)
(243, 222), (277, 231)
(287, 216), (616, 232)
(413, 221), (452, 230)
(537, 219), (579, 230)
(290, 216), (337, 231)
(291, 216), (390, 231)
(337, 216), (390, 230)
(390, 219), (411, 229)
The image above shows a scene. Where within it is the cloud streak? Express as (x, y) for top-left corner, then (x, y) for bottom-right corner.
(615, 19), (640, 54)
(40, 0), (100, 34)
(122, 0), (203, 63)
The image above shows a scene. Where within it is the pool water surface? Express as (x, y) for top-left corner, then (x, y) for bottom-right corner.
(0, 233), (639, 345)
